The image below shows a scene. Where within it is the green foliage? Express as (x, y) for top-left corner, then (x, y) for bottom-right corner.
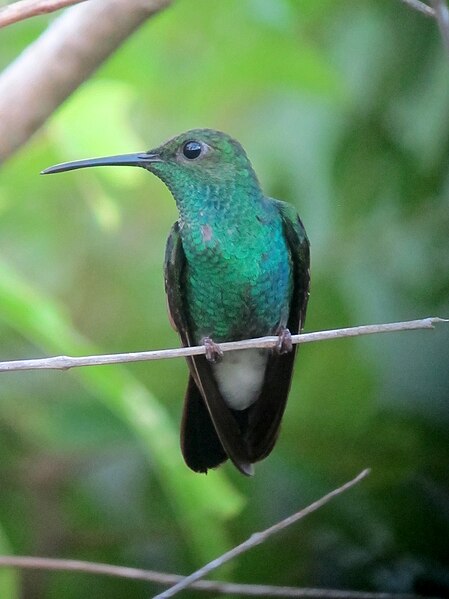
(1, 0), (448, 597)
(0, 526), (19, 599)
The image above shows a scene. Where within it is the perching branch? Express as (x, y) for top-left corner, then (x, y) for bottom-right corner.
(0, 0), (87, 28)
(151, 470), (370, 599)
(0, 0), (171, 163)
(0, 317), (445, 373)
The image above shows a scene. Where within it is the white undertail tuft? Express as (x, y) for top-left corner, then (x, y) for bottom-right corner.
(213, 349), (268, 410)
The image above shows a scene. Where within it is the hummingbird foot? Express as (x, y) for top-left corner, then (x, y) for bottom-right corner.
(275, 327), (293, 354)
(202, 337), (224, 363)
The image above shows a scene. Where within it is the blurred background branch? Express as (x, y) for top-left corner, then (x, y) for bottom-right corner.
(431, 0), (449, 52)
(0, 550), (429, 598)
(400, 0), (435, 17)
(0, 0), (171, 162)
(153, 470), (370, 599)
(0, 0), (88, 28)
(400, 0), (449, 54)
(0, 555), (321, 598)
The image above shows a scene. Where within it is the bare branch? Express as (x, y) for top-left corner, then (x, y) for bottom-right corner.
(0, 554), (429, 599)
(151, 470), (370, 599)
(0, 0), (87, 28)
(399, 0), (436, 17)
(0, 0), (171, 163)
(0, 317), (445, 374)
(430, 0), (449, 52)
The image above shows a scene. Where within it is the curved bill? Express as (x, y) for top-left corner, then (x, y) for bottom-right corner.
(41, 152), (161, 175)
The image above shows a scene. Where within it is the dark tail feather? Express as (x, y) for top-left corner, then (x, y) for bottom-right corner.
(180, 376), (228, 473)
(246, 348), (297, 462)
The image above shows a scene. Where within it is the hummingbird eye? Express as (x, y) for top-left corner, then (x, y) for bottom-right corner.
(182, 141), (203, 160)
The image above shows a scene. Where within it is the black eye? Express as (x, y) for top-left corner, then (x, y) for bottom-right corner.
(182, 141), (202, 160)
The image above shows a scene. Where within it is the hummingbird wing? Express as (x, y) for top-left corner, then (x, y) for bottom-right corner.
(245, 200), (310, 462)
(164, 222), (254, 475)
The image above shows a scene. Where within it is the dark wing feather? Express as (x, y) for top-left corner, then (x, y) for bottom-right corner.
(164, 222), (253, 475)
(164, 222), (190, 346)
(246, 201), (310, 462)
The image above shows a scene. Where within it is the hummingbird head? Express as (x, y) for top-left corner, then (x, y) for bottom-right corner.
(42, 129), (262, 202)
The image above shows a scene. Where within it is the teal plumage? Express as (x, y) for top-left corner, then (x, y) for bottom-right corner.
(148, 130), (294, 343)
(182, 195), (293, 343)
(42, 129), (310, 476)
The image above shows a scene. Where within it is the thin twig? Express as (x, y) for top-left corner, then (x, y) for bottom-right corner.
(0, 0), (87, 28)
(399, 0), (436, 17)
(430, 0), (449, 52)
(151, 470), (370, 599)
(0, 554), (430, 599)
(0, 317), (445, 373)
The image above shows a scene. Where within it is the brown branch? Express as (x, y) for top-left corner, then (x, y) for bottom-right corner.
(0, 318), (445, 373)
(0, 554), (429, 599)
(152, 471), (371, 599)
(0, 0), (87, 28)
(0, 0), (172, 163)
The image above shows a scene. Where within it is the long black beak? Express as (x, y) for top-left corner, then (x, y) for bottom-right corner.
(41, 152), (161, 175)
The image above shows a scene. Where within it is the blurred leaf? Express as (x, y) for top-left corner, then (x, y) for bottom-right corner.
(0, 258), (244, 561)
(0, 525), (19, 599)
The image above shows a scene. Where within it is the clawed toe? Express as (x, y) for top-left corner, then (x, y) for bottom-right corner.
(203, 337), (223, 363)
(275, 327), (293, 354)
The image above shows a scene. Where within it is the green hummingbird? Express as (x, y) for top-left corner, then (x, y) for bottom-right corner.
(42, 129), (310, 476)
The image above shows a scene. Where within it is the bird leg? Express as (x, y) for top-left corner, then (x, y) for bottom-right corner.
(202, 336), (223, 363)
(275, 327), (293, 354)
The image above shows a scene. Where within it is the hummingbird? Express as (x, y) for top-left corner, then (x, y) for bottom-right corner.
(42, 129), (310, 476)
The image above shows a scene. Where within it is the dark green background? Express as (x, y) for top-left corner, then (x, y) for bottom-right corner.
(1, 1), (448, 597)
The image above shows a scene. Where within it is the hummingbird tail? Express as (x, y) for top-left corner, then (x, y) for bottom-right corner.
(180, 376), (228, 473)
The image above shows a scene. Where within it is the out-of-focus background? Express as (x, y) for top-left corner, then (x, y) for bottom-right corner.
(0, 1), (448, 597)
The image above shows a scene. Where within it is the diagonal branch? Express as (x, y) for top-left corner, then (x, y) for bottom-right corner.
(151, 470), (370, 599)
(0, 0), (87, 28)
(399, 0), (449, 56)
(0, 0), (172, 163)
(430, 0), (449, 52)
(399, 0), (435, 17)
(0, 317), (445, 373)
